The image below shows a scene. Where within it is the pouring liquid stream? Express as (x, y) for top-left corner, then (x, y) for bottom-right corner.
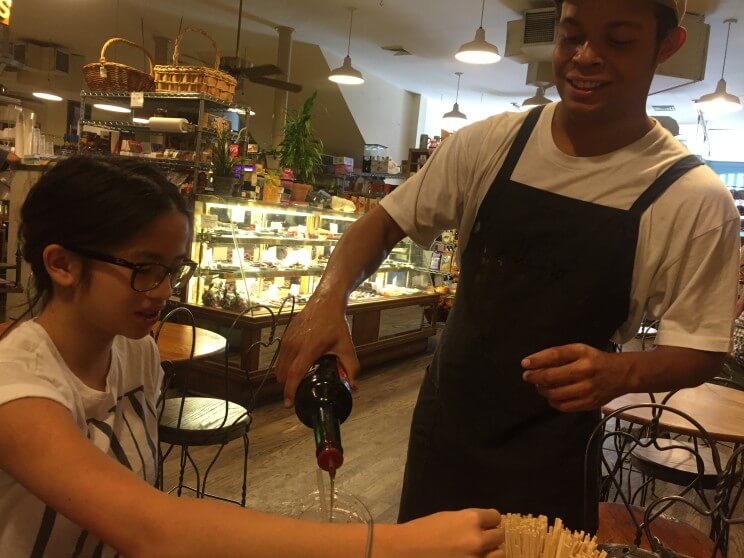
(329, 471), (335, 523)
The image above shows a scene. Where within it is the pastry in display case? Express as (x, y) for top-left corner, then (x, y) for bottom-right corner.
(186, 195), (436, 314)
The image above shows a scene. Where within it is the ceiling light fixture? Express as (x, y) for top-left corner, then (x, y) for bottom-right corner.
(521, 86), (552, 110)
(695, 18), (741, 115)
(442, 72), (468, 131)
(455, 0), (501, 64)
(329, 7), (365, 85)
(93, 103), (131, 114)
(132, 117), (149, 124)
(227, 107), (256, 116)
(32, 92), (63, 102)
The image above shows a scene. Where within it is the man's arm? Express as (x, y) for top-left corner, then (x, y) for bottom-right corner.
(521, 344), (722, 413)
(275, 206), (406, 405)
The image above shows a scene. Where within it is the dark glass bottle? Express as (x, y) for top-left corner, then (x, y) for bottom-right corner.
(295, 355), (353, 476)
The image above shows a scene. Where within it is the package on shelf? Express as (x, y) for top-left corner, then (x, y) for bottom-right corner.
(119, 139), (151, 155)
(349, 195), (382, 214)
(331, 196), (356, 212)
(370, 156), (391, 174)
(332, 156), (354, 176)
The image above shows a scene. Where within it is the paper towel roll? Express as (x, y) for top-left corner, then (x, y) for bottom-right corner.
(148, 117), (191, 133)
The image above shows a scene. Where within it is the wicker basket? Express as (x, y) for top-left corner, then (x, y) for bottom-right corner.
(83, 38), (155, 92)
(154, 27), (237, 103)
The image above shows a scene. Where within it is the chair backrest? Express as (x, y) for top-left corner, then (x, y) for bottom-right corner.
(586, 402), (726, 556)
(154, 306), (197, 429)
(221, 295), (297, 415)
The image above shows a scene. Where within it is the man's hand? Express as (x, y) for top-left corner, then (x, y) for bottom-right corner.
(275, 292), (360, 408)
(521, 344), (630, 413)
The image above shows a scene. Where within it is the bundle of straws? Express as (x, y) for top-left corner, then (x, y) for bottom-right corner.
(502, 514), (608, 558)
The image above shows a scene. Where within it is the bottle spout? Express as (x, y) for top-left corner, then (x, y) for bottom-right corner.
(317, 444), (344, 475)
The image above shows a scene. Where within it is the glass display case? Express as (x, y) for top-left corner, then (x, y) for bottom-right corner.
(179, 195), (441, 392)
(187, 195), (436, 313)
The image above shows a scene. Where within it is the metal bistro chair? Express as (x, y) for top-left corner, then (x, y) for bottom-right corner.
(156, 301), (291, 506)
(718, 443), (744, 555)
(587, 403), (729, 558)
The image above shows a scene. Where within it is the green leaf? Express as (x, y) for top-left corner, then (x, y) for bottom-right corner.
(278, 91), (324, 184)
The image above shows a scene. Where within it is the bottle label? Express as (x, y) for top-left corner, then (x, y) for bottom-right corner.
(337, 361), (351, 391)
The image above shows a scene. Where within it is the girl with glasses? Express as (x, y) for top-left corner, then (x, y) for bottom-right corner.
(0, 156), (504, 558)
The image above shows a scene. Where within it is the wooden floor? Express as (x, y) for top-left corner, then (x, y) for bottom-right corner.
(162, 336), (744, 556)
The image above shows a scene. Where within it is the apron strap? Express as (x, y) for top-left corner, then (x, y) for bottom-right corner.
(629, 155), (703, 216)
(495, 105), (546, 184)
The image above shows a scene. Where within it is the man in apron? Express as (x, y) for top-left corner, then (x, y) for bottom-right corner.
(276, 0), (740, 533)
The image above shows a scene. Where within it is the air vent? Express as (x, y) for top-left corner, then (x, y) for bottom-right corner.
(524, 8), (556, 45)
(55, 49), (69, 73)
(651, 105), (676, 112)
(381, 45), (412, 56)
(12, 43), (25, 65)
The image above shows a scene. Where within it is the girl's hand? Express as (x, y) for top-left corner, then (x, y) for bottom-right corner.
(380, 509), (505, 558)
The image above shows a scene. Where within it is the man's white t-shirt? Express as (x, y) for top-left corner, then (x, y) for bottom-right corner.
(0, 321), (163, 557)
(381, 102), (740, 351)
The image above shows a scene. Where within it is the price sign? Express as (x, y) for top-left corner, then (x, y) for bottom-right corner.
(130, 92), (144, 108)
(0, 0), (11, 26)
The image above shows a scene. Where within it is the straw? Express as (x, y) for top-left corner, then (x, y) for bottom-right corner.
(502, 514), (607, 558)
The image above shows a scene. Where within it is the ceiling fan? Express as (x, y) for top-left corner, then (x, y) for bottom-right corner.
(219, 0), (302, 93)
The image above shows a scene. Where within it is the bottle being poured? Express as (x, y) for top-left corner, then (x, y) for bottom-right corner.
(294, 355), (353, 522)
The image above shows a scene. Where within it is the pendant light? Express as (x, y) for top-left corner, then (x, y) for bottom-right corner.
(93, 103), (131, 114)
(442, 72), (468, 131)
(695, 18), (741, 115)
(32, 92), (63, 102)
(455, 0), (501, 64)
(521, 86), (551, 110)
(329, 7), (364, 85)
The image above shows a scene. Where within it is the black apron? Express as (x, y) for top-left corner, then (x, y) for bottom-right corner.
(397, 106), (702, 532)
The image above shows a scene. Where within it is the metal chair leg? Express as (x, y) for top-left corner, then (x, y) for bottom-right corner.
(240, 433), (249, 507)
(201, 442), (228, 498)
(177, 445), (188, 497)
(184, 447), (201, 498)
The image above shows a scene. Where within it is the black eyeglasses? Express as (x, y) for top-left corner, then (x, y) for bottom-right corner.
(67, 247), (197, 293)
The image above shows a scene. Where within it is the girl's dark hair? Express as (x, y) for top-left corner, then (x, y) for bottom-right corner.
(4, 156), (192, 335)
(554, 1), (679, 43)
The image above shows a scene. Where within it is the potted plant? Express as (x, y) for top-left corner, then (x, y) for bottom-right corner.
(211, 118), (235, 196)
(278, 92), (323, 202)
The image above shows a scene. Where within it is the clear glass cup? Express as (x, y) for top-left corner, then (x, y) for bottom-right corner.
(295, 488), (372, 524)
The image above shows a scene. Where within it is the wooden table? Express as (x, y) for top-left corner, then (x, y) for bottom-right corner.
(156, 323), (227, 363)
(602, 383), (744, 443)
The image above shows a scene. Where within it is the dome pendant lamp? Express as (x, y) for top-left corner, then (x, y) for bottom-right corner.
(442, 72), (468, 131)
(329, 7), (365, 85)
(521, 86), (551, 110)
(455, 0), (501, 64)
(695, 18), (741, 115)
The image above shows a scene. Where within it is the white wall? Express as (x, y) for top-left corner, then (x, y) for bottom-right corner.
(418, 94), (520, 140)
(679, 124), (744, 163)
(324, 48), (420, 164)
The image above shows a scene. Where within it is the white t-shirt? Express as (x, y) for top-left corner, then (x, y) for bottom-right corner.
(0, 321), (163, 558)
(381, 103), (740, 351)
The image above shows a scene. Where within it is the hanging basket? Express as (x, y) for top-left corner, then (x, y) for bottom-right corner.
(154, 27), (237, 103)
(83, 38), (156, 93)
